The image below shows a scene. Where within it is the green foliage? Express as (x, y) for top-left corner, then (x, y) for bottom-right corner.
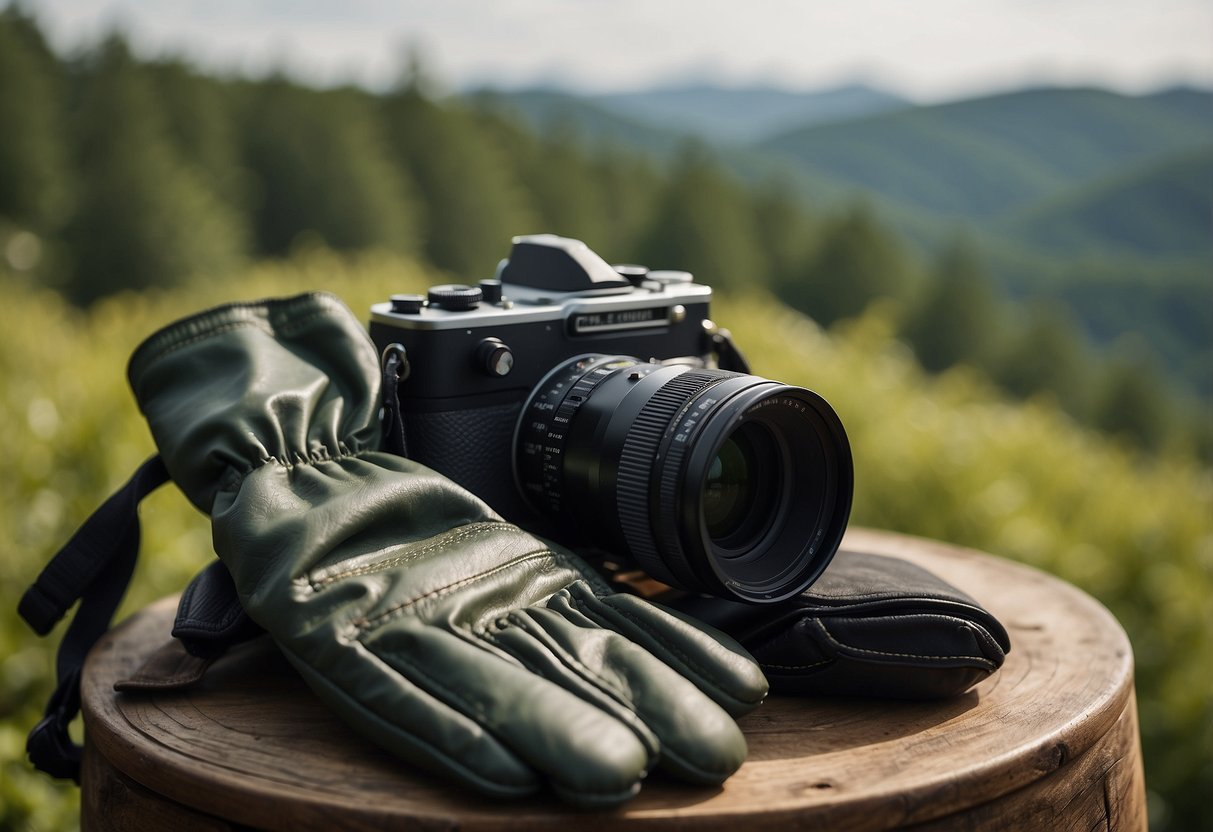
(1039, 258), (1213, 399)
(147, 60), (251, 217)
(750, 178), (817, 290)
(0, 259), (1208, 830)
(381, 84), (535, 278)
(495, 123), (612, 247)
(777, 201), (913, 327)
(635, 142), (767, 291)
(1006, 146), (1213, 258)
(63, 36), (246, 303)
(756, 87), (1213, 221)
(721, 294), (1212, 832)
(1090, 338), (1179, 454)
(990, 300), (1097, 419)
(240, 80), (420, 257)
(0, 7), (72, 235)
(900, 235), (1003, 373)
(0, 251), (414, 830)
(466, 87), (691, 162)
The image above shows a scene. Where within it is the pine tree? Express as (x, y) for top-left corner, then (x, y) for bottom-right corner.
(1091, 336), (1175, 451)
(587, 147), (662, 260)
(380, 68), (534, 279)
(0, 8), (73, 236)
(781, 201), (910, 327)
(901, 235), (1002, 372)
(993, 300), (1095, 418)
(147, 60), (249, 219)
(752, 178), (815, 292)
(240, 80), (419, 257)
(635, 142), (766, 291)
(510, 123), (610, 249)
(63, 35), (245, 302)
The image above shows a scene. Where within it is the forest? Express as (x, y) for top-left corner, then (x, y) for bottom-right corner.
(0, 6), (1209, 830)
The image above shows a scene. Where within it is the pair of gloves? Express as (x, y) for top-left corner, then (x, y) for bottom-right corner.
(25, 292), (1009, 807)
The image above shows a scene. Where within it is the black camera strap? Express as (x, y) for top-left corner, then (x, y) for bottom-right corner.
(710, 327), (752, 374)
(379, 343), (410, 458)
(17, 455), (169, 782)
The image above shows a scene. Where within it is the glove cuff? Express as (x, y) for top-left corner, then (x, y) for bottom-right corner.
(127, 292), (384, 513)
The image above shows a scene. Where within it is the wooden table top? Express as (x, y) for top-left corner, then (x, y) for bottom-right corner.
(81, 528), (1139, 830)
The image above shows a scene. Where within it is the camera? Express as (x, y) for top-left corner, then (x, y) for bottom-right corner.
(369, 235), (853, 602)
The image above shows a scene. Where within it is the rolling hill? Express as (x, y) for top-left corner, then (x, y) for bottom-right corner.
(590, 83), (908, 144)
(467, 84), (1213, 258)
(462, 87), (690, 159)
(1004, 146), (1213, 258)
(754, 87), (1213, 221)
(462, 83), (1212, 400)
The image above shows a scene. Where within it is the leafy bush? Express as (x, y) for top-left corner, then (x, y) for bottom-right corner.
(1, 255), (1208, 830)
(726, 294), (1212, 831)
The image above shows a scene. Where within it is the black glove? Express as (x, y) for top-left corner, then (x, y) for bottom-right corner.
(669, 549), (1010, 699)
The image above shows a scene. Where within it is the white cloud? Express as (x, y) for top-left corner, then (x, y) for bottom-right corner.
(30, 0), (1213, 99)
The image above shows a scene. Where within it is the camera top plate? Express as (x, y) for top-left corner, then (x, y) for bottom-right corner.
(369, 234), (711, 334)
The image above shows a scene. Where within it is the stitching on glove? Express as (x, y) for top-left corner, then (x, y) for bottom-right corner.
(815, 619), (998, 669)
(138, 304), (337, 366)
(804, 591), (976, 607)
(308, 522), (502, 588)
(142, 318), (276, 364)
(570, 597), (766, 708)
(219, 443), (365, 490)
(261, 443), (356, 471)
(356, 550), (582, 632)
(761, 658), (833, 671)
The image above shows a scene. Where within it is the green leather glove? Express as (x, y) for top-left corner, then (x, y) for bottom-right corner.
(127, 292), (767, 807)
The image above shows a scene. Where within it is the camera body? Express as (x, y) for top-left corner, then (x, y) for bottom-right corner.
(369, 235), (717, 524)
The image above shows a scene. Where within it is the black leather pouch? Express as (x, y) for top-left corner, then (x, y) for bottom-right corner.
(668, 549), (1011, 699)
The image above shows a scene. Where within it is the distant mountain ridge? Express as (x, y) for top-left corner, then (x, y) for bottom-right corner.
(1004, 146), (1213, 258)
(463, 87), (690, 158)
(756, 86), (1213, 223)
(465, 82), (909, 145)
(467, 83), (1213, 261)
(589, 83), (909, 144)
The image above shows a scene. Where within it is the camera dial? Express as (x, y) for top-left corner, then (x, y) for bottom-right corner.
(427, 284), (483, 311)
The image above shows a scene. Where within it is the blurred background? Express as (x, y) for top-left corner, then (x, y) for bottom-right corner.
(0, 1), (1209, 829)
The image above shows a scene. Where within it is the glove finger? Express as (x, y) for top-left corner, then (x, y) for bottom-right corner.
(495, 601), (747, 787)
(561, 582), (768, 718)
(362, 617), (652, 808)
(278, 637), (540, 799)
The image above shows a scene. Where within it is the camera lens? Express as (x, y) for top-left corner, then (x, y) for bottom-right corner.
(514, 355), (853, 602)
(704, 422), (777, 546)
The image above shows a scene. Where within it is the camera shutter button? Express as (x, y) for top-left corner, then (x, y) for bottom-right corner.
(389, 293), (425, 314)
(427, 284), (483, 310)
(476, 338), (514, 377)
(478, 279), (503, 304)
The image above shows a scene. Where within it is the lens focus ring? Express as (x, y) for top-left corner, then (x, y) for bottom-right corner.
(616, 369), (733, 587)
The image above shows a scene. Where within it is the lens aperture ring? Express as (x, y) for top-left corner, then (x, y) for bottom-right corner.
(517, 357), (623, 517)
(616, 369), (734, 590)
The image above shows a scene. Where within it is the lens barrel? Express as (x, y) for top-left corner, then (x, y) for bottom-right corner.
(514, 354), (853, 602)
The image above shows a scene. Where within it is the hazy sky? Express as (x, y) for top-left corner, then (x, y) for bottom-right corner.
(30, 0), (1213, 101)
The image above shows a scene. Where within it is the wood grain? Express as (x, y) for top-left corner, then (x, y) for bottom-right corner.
(79, 528), (1147, 830)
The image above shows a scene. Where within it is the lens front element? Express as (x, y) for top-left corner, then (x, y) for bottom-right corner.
(704, 422), (780, 548)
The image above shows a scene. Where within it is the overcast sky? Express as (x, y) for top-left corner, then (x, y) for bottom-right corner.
(29, 0), (1213, 101)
